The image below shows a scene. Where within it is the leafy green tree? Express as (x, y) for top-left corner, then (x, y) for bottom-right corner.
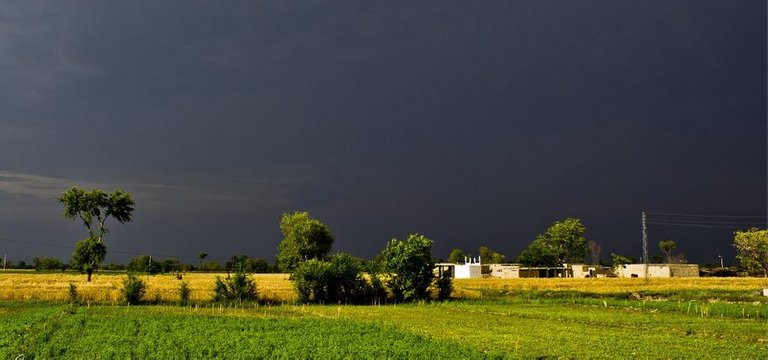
(71, 237), (107, 281)
(658, 240), (677, 263)
(611, 253), (634, 268)
(227, 255), (252, 273)
(127, 255), (154, 273)
(59, 187), (134, 281)
(733, 228), (768, 277)
(276, 211), (334, 272)
(447, 249), (466, 264)
(198, 252), (208, 267)
(32, 256), (66, 271)
(380, 234), (435, 302)
(478, 246), (506, 264)
(249, 259), (272, 273)
(518, 218), (588, 266)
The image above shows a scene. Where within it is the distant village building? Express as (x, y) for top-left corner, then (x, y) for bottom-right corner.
(441, 262), (700, 279)
(435, 256), (486, 279)
(614, 264), (699, 278)
(570, 264), (613, 278)
(489, 264), (573, 278)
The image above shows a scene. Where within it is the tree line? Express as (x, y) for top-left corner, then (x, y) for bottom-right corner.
(42, 187), (768, 292)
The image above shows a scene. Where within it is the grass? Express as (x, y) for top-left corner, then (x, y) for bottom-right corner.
(0, 303), (482, 359)
(2, 273), (768, 358)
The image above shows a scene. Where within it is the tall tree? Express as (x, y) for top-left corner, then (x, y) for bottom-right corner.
(658, 240), (677, 263)
(198, 252), (208, 267)
(733, 228), (768, 277)
(478, 246), (506, 264)
(380, 234), (435, 302)
(446, 249), (466, 264)
(518, 218), (588, 267)
(59, 187), (135, 281)
(276, 211), (334, 272)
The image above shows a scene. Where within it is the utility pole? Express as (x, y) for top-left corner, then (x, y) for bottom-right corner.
(2, 254), (6, 271)
(642, 212), (649, 282)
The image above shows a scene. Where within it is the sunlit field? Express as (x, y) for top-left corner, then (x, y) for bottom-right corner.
(2, 273), (768, 358)
(0, 272), (296, 303)
(2, 271), (768, 304)
(453, 277), (768, 299)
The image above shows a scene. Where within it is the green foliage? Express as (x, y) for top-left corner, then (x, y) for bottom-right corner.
(198, 261), (224, 272)
(122, 274), (146, 305)
(227, 255), (252, 273)
(447, 249), (466, 264)
(733, 228), (768, 276)
(127, 256), (180, 274)
(68, 283), (78, 304)
(71, 237), (107, 281)
(178, 282), (191, 306)
(434, 270), (452, 301)
(58, 187), (135, 241)
(276, 211), (334, 272)
(518, 218), (588, 266)
(292, 253), (376, 304)
(0, 306), (483, 359)
(478, 246), (506, 264)
(59, 187), (134, 281)
(381, 234), (435, 302)
(611, 253), (634, 267)
(32, 257), (66, 271)
(213, 273), (258, 303)
(249, 259), (273, 273)
(659, 240), (677, 263)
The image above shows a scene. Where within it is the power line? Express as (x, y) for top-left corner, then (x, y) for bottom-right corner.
(646, 221), (756, 229)
(645, 212), (766, 219)
(645, 218), (765, 226)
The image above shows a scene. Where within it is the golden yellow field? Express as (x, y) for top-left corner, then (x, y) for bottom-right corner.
(0, 272), (296, 303)
(453, 277), (768, 298)
(1, 272), (767, 304)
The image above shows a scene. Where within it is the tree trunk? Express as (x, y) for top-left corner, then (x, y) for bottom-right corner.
(87, 269), (93, 282)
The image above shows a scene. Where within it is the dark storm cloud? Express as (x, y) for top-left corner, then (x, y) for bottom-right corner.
(0, 1), (765, 264)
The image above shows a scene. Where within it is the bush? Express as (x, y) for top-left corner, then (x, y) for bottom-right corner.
(68, 283), (79, 304)
(178, 281), (191, 306)
(380, 234), (436, 302)
(213, 273), (258, 303)
(293, 253), (377, 304)
(434, 270), (452, 301)
(122, 274), (146, 305)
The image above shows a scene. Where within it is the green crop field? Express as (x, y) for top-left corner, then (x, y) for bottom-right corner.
(2, 275), (768, 358)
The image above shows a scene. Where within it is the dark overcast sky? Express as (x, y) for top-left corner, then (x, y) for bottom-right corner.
(0, 1), (765, 265)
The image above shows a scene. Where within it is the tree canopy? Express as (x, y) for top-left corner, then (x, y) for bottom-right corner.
(518, 218), (588, 267)
(733, 228), (768, 277)
(658, 240), (677, 264)
(478, 246), (506, 264)
(276, 211), (334, 272)
(380, 234), (435, 302)
(59, 187), (135, 242)
(59, 187), (134, 281)
(447, 249), (466, 264)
